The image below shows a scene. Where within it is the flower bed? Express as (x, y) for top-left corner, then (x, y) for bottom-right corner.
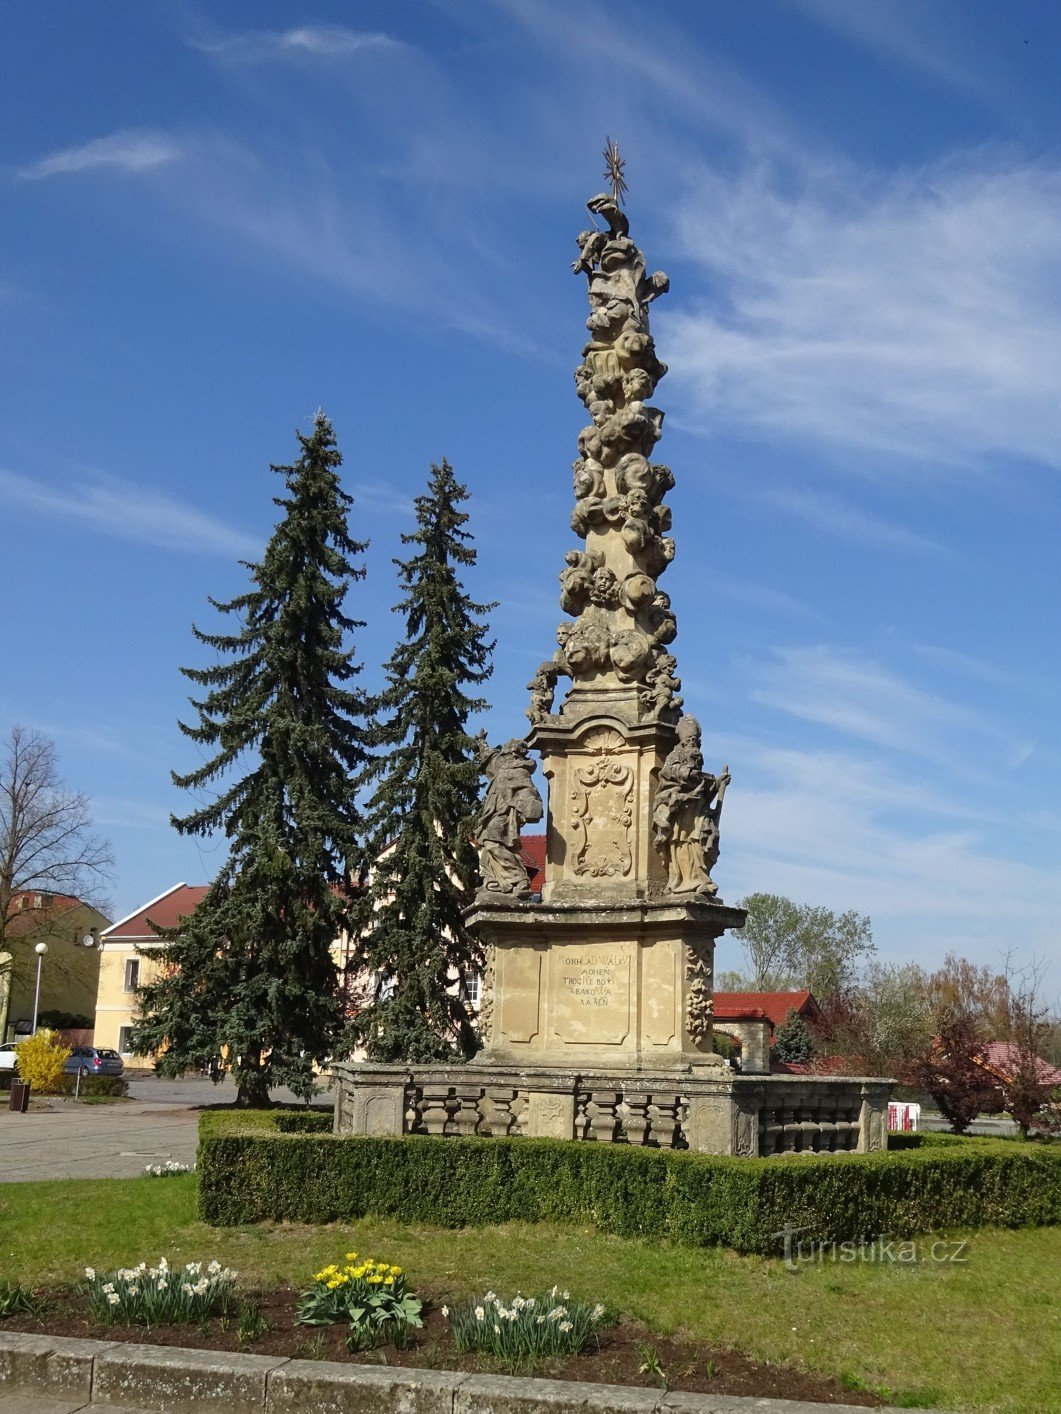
(0, 1283), (888, 1406)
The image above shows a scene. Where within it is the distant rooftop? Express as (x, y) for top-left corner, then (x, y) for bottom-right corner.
(102, 883), (209, 940)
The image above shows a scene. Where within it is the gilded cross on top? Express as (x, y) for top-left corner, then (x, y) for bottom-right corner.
(602, 136), (628, 206)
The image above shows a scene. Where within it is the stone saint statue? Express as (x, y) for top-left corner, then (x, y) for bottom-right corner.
(651, 716), (729, 896)
(475, 736), (544, 896)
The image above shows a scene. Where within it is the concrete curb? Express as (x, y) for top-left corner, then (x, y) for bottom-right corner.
(0, 1331), (948, 1413)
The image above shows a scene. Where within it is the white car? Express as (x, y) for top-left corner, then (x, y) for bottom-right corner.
(0, 1042), (20, 1072)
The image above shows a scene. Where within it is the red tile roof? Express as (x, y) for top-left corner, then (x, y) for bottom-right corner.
(979, 1041), (1061, 1088)
(520, 833), (546, 893)
(5, 892), (85, 937)
(713, 990), (820, 1029)
(103, 883), (209, 940)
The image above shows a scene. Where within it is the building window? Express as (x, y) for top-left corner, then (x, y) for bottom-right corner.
(124, 958), (140, 992)
(466, 970), (481, 1010)
(118, 1026), (135, 1055)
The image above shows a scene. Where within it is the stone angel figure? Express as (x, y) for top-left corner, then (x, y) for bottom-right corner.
(651, 716), (729, 897)
(474, 735), (544, 896)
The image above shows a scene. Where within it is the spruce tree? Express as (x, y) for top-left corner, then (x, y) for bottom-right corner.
(772, 1008), (815, 1065)
(354, 459), (494, 1062)
(133, 413), (371, 1105)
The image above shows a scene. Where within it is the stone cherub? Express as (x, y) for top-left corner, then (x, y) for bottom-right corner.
(526, 659), (562, 725)
(474, 735), (544, 896)
(651, 716), (729, 896)
(639, 650), (682, 718)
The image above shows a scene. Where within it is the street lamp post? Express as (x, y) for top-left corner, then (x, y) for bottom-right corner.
(31, 941), (48, 1035)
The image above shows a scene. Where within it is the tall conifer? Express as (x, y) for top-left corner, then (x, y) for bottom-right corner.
(134, 413), (370, 1105)
(354, 459), (494, 1061)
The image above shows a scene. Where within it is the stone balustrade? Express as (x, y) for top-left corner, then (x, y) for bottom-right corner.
(332, 1062), (890, 1157)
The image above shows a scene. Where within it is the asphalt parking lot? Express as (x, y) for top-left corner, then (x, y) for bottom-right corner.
(0, 1074), (332, 1183)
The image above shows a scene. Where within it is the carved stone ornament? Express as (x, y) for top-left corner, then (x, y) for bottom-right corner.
(652, 716), (730, 897)
(474, 736), (544, 896)
(477, 947), (495, 1048)
(569, 728), (633, 878)
(545, 184), (677, 698)
(684, 941), (714, 1044)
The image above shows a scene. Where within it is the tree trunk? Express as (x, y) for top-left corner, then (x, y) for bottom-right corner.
(234, 1053), (271, 1108)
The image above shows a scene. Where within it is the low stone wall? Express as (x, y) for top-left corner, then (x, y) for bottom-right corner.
(332, 1063), (890, 1156)
(0, 1330), (938, 1413)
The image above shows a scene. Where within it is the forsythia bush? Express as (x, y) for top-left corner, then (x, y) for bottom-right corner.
(197, 1111), (1061, 1252)
(14, 1030), (70, 1093)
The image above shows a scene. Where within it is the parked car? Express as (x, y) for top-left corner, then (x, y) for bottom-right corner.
(0, 1042), (19, 1073)
(64, 1046), (124, 1078)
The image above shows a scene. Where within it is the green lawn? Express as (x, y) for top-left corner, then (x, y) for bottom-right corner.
(1, 1175), (1058, 1412)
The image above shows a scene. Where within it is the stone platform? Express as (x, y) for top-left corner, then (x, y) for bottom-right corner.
(332, 1061), (890, 1156)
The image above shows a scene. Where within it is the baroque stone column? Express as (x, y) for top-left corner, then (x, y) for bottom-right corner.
(467, 172), (746, 1073)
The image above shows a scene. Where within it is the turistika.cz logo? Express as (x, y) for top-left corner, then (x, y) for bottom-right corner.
(772, 1225), (971, 1273)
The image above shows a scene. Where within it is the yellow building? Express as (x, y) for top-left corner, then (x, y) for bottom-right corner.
(94, 867), (495, 1060)
(95, 882), (363, 1058)
(0, 892), (109, 1042)
(94, 883), (208, 1056)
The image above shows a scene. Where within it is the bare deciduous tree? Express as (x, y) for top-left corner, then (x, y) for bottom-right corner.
(0, 725), (113, 1039)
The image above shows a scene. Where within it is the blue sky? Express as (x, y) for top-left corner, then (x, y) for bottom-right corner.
(3, 1), (1060, 998)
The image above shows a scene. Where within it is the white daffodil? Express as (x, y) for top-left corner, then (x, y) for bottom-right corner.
(559, 1320), (573, 1332)
(591, 1304), (605, 1321)
(107, 1292), (120, 1306)
(475, 1305), (485, 1321)
(441, 1305), (449, 1318)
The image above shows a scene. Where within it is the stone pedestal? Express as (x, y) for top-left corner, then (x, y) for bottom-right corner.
(466, 896), (745, 1071)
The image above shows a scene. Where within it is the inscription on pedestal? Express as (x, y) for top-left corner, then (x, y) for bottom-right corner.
(551, 949), (631, 1045)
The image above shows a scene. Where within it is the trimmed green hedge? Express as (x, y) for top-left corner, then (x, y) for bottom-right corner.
(197, 1112), (1061, 1253)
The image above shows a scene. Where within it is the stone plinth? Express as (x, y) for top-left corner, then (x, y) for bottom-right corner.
(332, 1061), (891, 1156)
(466, 895), (745, 1071)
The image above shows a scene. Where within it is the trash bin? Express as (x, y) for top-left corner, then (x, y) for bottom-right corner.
(9, 1080), (30, 1113)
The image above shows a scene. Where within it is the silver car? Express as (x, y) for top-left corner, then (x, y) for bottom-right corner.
(64, 1046), (124, 1078)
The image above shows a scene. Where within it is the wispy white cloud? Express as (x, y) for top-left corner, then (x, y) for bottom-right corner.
(748, 644), (1017, 764)
(714, 577), (822, 620)
(16, 131), (181, 181)
(762, 487), (948, 557)
(93, 796), (171, 829)
(347, 478), (413, 517)
(716, 739), (1061, 976)
(141, 133), (542, 354)
(785, 0), (997, 103)
(665, 156), (1061, 473)
(0, 466), (257, 558)
(193, 25), (404, 64)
